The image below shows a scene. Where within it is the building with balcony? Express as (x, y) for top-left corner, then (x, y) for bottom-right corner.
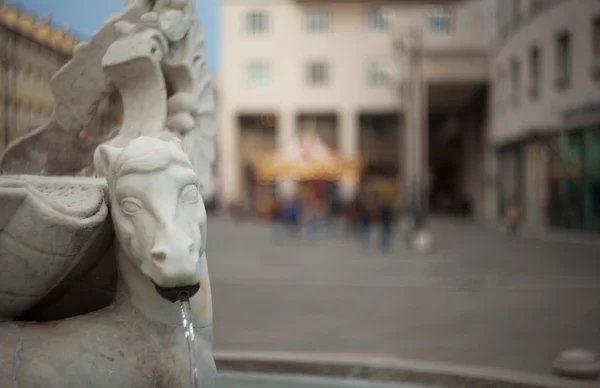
(490, 0), (600, 233)
(0, 3), (78, 154)
(218, 0), (490, 214)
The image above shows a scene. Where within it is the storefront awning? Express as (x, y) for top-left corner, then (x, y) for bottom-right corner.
(252, 130), (361, 182)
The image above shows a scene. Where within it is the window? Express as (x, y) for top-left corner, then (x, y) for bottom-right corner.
(593, 16), (600, 81)
(246, 11), (268, 35)
(427, 8), (455, 34)
(307, 62), (329, 86)
(245, 62), (269, 85)
(555, 31), (571, 90)
(306, 10), (331, 33)
(366, 9), (388, 33)
(495, 66), (506, 114)
(510, 58), (521, 107)
(530, 0), (545, 15)
(368, 61), (388, 86)
(511, 0), (521, 26)
(529, 45), (541, 100)
(593, 16), (600, 61)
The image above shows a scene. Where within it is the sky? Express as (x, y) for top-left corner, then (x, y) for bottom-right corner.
(8, 0), (219, 70)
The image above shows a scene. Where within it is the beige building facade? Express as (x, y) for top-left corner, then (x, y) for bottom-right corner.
(490, 0), (600, 233)
(0, 5), (77, 153)
(218, 0), (490, 213)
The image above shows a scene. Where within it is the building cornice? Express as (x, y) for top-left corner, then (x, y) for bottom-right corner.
(0, 5), (78, 55)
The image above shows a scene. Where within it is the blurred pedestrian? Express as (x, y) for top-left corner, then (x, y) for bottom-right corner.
(284, 195), (301, 236)
(269, 196), (283, 242)
(356, 189), (375, 250)
(380, 201), (394, 252)
(506, 200), (521, 236)
(344, 197), (358, 235)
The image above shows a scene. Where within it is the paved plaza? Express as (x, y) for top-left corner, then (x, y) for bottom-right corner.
(207, 217), (600, 376)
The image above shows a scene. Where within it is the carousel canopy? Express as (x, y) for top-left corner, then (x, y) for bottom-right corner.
(252, 130), (360, 182)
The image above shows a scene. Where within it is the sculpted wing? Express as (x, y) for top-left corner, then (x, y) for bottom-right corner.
(161, 1), (216, 198)
(186, 20), (217, 198)
(0, 1), (152, 175)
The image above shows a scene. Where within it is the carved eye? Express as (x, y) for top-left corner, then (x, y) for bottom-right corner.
(120, 198), (142, 215)
(149, 39), (163, 58)
(180, 184), (199, 204)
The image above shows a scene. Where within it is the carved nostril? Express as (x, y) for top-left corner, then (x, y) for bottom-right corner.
(188, 242), (194, 253)
(150, 250), (167, 263)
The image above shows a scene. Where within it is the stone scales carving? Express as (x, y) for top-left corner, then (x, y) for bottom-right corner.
(0, 0), (216, 386)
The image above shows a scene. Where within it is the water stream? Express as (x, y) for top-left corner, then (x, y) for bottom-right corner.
(180, 300), (199, 388)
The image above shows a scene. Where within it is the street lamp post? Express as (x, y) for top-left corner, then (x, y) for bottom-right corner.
(387, 15), (425, 225)
(380, 8), (434, 252)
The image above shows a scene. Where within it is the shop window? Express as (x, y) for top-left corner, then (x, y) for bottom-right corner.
(497, 146), (525, 219)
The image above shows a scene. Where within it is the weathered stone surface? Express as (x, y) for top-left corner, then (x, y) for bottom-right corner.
(0, 296), (216, 388)
(0, 176), (111, 319)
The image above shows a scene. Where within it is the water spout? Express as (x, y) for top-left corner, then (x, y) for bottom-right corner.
(180, 300), (199, 388)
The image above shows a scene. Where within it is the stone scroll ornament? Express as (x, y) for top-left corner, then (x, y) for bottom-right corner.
(0, 0), (217, 386)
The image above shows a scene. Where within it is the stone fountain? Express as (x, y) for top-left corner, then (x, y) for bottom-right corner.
(0, 0), (216, 386)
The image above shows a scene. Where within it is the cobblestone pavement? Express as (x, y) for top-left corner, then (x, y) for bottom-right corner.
(206, 216), (600, 376)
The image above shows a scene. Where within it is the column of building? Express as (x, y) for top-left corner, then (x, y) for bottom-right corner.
(276, 109), (296, 199)
(338, 109), (359, 201)
(416, 75), (428, 204)
(403, 51), (427, 207)
(217, 108), (239, 207)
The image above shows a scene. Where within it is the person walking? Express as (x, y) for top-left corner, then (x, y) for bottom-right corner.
(380, 201), (394, 252)
(285, 195), (301, 237)
(507, 200), (521, 236)
(356, 190), (375, 250)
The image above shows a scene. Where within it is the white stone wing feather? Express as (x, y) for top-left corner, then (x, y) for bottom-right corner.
(164, 15), (216, 198)
(187, 20), (216, 198)
(0, 1), (151, 175)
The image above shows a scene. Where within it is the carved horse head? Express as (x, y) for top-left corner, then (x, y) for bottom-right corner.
(94, 136), (207, 302)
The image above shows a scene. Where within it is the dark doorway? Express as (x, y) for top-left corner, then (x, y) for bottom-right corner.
(428, 113), (464, 214)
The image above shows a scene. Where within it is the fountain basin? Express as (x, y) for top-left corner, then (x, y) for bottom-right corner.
(217, 372), (437, 388)
(214, 351), (597, 388)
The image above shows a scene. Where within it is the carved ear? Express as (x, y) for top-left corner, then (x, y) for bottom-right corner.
(94, 144), (121, 177)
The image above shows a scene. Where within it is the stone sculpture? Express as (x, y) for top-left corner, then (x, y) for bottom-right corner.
(0, 0), (217, 386)
(1, 137), (215, 387)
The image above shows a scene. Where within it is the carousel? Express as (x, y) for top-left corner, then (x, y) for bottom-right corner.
(250, 130), (361, 218)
